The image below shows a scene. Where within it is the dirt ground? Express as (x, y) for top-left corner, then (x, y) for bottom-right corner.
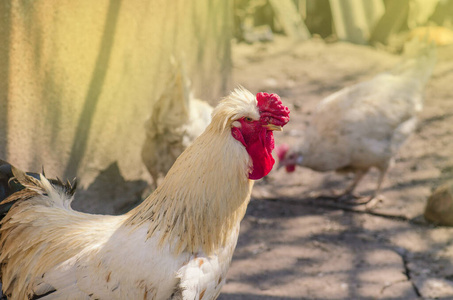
(218, 37), (453, 299)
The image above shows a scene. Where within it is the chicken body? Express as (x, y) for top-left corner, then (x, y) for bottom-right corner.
(278, 44), (436, 201)
(142, 59), (213, 189)
(0, 88), (289, 299)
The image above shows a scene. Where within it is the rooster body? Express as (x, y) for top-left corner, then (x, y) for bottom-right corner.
(278, 43), (436, 201)
(0, 158), (240, 300)
(0, 88), (289, 299)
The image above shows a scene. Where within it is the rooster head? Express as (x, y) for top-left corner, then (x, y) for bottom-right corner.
(228, 90), (290, 180)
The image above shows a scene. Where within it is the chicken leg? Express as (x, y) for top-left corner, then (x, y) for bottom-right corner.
(336, 169), (369, 204)
(341, 166), (388, 206)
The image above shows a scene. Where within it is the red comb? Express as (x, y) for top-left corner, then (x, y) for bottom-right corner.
(256, 92), (290, 126)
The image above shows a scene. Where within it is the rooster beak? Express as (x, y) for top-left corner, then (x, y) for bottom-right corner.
(264, 124), (283, 131)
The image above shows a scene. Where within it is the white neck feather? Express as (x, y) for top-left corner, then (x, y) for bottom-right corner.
(126, 122), (254, 255)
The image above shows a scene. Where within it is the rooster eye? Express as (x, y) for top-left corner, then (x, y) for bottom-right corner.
(244, 117), (253, 122)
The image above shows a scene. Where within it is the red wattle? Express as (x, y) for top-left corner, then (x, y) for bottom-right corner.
(246, 129), (275, 180)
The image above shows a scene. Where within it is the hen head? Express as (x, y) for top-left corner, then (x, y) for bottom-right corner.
(226, 90), (290, 180)
(276, 143), (302, 173)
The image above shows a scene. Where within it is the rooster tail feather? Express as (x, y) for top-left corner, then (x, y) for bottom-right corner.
(0, 160), (77, 218)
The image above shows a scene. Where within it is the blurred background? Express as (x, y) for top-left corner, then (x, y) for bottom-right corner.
(234, 0), (453, 49)
(224, 2), (453, 298)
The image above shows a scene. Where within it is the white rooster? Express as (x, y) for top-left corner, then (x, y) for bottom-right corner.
(0, 88), (290, 300)
(277, 42), (436, 203)
(142, 58), (213, 189)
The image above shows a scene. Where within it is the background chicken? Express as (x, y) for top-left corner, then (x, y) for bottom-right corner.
(277, 41), (436, 204)
(0, 88), (289, 300)
(142, 58), (213, 189)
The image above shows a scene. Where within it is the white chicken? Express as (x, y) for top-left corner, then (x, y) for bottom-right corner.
(142, 58), (213, 189)
(0, 88), (290, 300)
(277, 42), (436, 203)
